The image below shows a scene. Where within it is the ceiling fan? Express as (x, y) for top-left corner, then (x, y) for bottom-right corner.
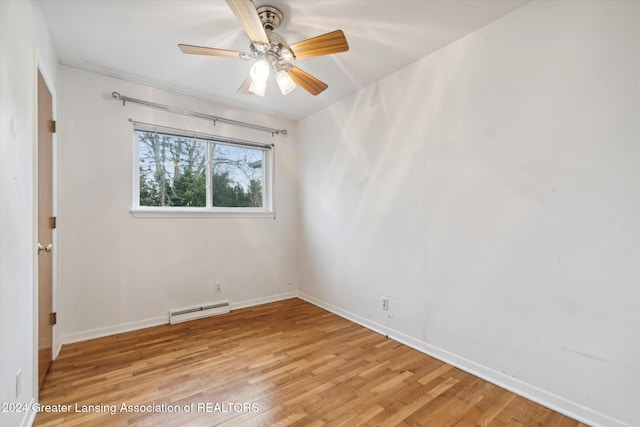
(178, 0), (349, 97)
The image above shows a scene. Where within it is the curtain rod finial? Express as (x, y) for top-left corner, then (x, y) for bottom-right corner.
(112, 92), (126, 106)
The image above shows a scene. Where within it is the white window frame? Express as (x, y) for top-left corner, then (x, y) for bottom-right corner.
(130, 124), (274, 218)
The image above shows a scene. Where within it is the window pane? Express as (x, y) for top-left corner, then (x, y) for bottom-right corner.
(212, 144), (264, 207)
(137, 131), (207, 207)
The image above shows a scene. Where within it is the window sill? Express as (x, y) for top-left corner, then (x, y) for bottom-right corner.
(130, 208), (274, 219)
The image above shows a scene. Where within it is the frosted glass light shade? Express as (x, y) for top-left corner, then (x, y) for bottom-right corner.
(248, 78), (267, 97)
(250, 58), (270, 82)
(275, 70), (296, 95)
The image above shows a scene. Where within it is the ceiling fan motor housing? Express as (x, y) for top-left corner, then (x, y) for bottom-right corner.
(256, 5), (283, 31)
(250, 31), (291, 60)
(250, 5), (293, 63)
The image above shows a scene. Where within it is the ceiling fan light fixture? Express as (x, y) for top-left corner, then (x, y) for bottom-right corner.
(252, 42), (269, 54)
(250, 58), (271, 83)
(181, 2), (348, 98)
(275, 69), (296, 95)
(280, 48), (294, 61)
(248, 77), (267, 97)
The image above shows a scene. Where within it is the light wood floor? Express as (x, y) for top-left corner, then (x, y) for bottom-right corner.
(36, 298), (586, 426)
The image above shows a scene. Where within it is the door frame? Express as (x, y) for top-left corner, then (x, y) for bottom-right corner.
(34, 62), (58, 395)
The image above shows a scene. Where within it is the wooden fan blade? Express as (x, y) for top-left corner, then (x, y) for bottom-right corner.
(288, 66), (328, 96)
(289, 30), (349, 60)
(179, 44), (244, 58)
(225, 0), (269, 44)
(237, 76), (254, 95)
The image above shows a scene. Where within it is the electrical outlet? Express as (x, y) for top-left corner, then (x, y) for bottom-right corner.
(381, 297), (389, 311)
(215, 282), (222, 293)
(16, 369), (22, 398)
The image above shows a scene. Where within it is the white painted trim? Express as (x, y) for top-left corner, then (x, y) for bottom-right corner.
(21, 397), (36, 427)
(297, 292), (631, 427)
(60, 292), (297, 345)
(30, 59), (39, 427)
(53, 342), (62, 359)
(61, 316), (168, 345)
(230, 292), (296, 311)
(129, 209), (274, 219)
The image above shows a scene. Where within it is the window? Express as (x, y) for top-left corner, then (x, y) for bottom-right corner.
(133, 124), (272, 216)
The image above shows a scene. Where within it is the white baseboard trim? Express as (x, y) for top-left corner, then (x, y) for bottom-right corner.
(21, 397), (36, 427)
(53, 342), (62, 359)
(230, 292), (297, 311)
(60, 292), (298, 345)
(61, 315), (168, 345)
(297, 292), (630, 427)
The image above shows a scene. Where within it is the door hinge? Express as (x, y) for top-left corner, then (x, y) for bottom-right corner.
(50, 120), (56, 133)
(49, 216), (57, 229)
(50, 312), (57, 326)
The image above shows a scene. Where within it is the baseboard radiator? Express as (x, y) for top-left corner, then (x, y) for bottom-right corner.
(169, 301), (230, 324)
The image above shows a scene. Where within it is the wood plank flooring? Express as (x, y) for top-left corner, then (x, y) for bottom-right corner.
(35, 298), (586, 426)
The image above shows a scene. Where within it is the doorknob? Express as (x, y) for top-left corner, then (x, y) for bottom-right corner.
(37, 243), (53, 254)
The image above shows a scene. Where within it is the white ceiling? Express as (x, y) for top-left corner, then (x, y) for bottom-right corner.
(38, 0), (529, 121)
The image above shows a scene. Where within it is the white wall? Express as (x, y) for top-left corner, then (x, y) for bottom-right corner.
(1, 1), (58, 426)
(57, 67), (299, 343)
(298, 1), (639, 426)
